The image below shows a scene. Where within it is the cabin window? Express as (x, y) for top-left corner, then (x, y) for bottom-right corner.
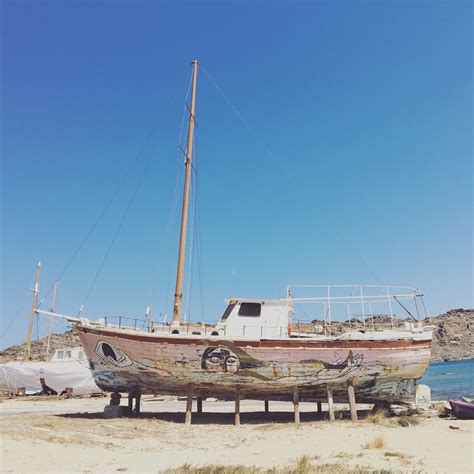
(238, 303), (261, 317)
(57, 351), (64, 359)
(65, 351), (72, 359)
(220, 303), (236, 321)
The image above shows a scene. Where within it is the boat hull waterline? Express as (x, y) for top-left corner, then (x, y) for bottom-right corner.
(78, 326), (431, 403)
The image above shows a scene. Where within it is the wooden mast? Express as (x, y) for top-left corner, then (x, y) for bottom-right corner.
(25, 261), (41, 360)
(173, 60), (198, 323)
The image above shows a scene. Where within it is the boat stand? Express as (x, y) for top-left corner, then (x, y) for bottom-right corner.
(128, 392), (141, 417)
(327, 387), (335, 421)
(235, 387), (241, 426)
(347, 381), (358, 422)
(185, 385), (193, 425)
(293, 387), (300, 424)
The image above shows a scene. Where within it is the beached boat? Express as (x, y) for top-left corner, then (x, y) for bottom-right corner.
(448, 398), (474, 420)
(37, 60), (433, 409)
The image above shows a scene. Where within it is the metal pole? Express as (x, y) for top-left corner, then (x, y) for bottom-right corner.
(360, 286), (366, 330)
(25, 261), (41, 361)
(173, 60), (198, 323)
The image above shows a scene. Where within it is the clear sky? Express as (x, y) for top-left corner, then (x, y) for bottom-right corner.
(1, 1), (472, 349)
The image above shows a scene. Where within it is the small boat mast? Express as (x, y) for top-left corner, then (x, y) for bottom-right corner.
(172, 60), (198, 324)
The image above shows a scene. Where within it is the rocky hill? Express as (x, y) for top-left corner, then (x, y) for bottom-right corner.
(0, 330), (81, 363)
(429, 309), (473, 362)
(1, 309), (472, 363)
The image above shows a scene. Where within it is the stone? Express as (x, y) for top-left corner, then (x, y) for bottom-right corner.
(103, 405), (131, 418)
(415, 384), (431, 410)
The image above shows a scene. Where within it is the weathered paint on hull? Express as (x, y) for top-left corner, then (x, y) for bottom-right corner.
(77, 326), (431, 404)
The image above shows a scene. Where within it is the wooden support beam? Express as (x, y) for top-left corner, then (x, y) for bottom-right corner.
(235, 387), (241, 426)
(327, 387), (335, 421)
(293, 387), (300, 424)
(128, 394), (133, 413)
(317, 401), (322, 413)
(347, 381), (358, 422)
(185, 386), (193, 425)
(264, 400), (269, 413)
(135, 394), (141, 417)
(197, 397), (203, 414)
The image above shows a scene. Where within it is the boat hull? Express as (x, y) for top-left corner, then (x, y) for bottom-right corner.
(448, 398), (474, 420)
(77, 326), (431, 403)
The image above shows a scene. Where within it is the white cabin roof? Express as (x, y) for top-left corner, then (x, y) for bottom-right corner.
(224, 298), (290, 307)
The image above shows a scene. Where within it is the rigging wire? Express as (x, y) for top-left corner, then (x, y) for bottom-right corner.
(0, 276), (34, 340)
(37, 125), (163, 311)
(79, 148), (156, 313)
(202, 63), (387, 289)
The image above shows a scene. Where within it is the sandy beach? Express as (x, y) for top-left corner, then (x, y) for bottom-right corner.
(0, 396), (472, 473)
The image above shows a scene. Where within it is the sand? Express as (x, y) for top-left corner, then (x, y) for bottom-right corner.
(0, 396), (473, 473)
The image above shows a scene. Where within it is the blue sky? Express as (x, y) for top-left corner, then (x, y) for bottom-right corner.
(1, 1), (472, 348)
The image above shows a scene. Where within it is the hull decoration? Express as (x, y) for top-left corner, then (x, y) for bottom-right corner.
(77, 321), (431, 404)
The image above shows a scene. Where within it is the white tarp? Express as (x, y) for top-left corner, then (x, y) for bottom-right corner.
(0, 360), (101, 396)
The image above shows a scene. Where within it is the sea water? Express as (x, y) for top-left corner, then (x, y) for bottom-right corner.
(420, 358), (474, 400)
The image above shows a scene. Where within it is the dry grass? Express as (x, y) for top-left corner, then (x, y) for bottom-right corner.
(366, 409), (393, 426)
(366, 409), (421, 428)
(395, 415), (419, 427)
(384, 451), (412, 463)
(163, 456), (392, 474)
(362, 435), (387, 449)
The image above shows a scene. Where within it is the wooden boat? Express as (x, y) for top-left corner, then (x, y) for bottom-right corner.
(448, 398), (474, 420)
(36, 60), (433, 408)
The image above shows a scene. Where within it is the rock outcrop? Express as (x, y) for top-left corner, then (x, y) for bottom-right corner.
(428, 309), (474, 362)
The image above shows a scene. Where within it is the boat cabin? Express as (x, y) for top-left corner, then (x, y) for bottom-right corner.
(215, 299), (292, 338)
(50, 346), (86, 362)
